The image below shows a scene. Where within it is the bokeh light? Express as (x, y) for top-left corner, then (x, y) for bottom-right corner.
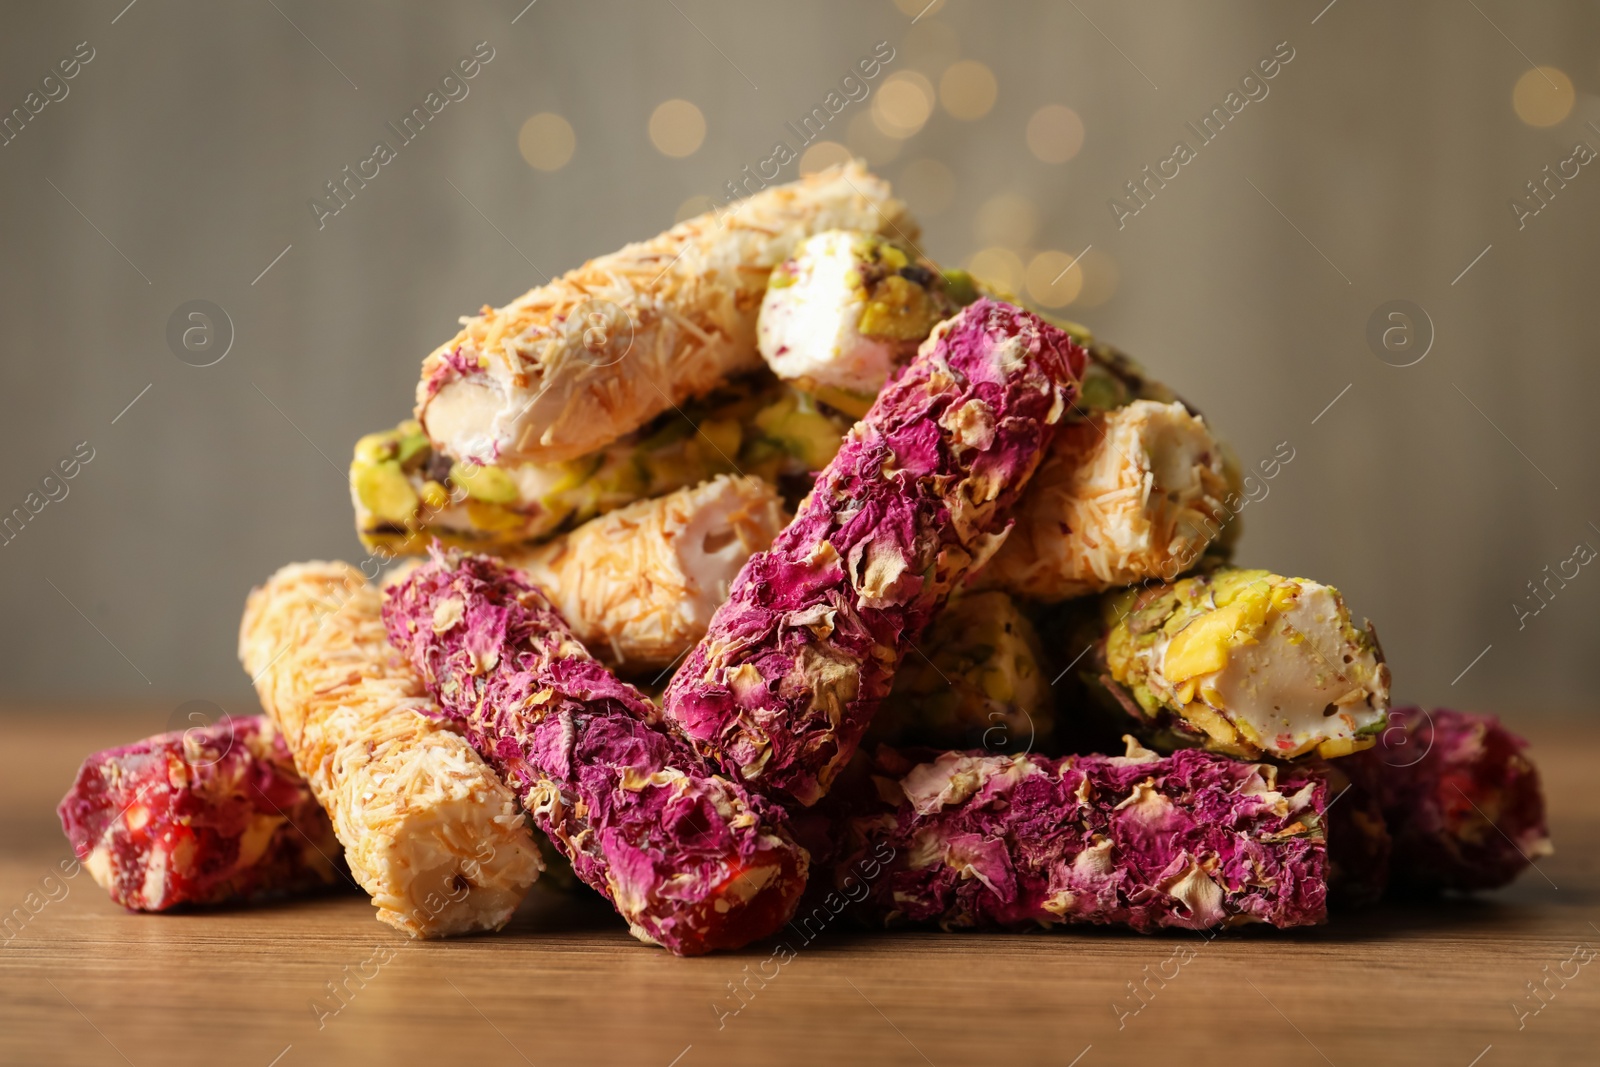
(940, 60), (997, 121)
(897, 158), (956, 215)
(649, 99), (707, 157)
(872, 71), (936, 139)
(974, 192), (1039, 248)
(1512, 66), (1575, 127)
(1075, 248), (1120, 308)
(966, 247), (1025, 296)
(1026, 104), (1085, 164)
(799, 140), (852, 176)
(1025, 250), (1085, 308)
(519, 112), (575, 171)
(847, 110), (903, 166)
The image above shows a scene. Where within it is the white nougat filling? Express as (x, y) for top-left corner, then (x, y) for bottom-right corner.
(1150, 581), (1387, 756)
(757, 231), (901, 398)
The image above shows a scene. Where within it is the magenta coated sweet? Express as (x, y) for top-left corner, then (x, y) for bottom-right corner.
(383, 552), (808, 956)
(664, 299), (1084, 805)
(1339, 707), (1550, 893)
(57, 716), (342, 911)
(830, 745), (1329, 932)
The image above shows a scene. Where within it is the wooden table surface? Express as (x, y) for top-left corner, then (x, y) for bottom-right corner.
(3, 708), (1596, 1067)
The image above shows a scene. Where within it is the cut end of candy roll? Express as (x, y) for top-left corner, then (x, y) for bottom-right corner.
(57, 716), (342, 912)
(758, 230), (956, 414)
(619, 836), (811, 956)
(982, 399), (1232, 601)
(1095, 568), (1390, 760)
(357, 773), (544, 939)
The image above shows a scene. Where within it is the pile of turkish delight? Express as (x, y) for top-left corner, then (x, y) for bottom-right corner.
(60, 164), (1551, 954)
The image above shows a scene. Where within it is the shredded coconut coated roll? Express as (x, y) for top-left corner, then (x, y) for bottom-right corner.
(57, 716), (343, 911)
(417, 162), (915, 466)
(239, 562), (542, 938)
(982, 399), (1232, 600)
(507, 475), (788, 671)
(831, 740), (1329, 932)
(664, 299), (1084, 805)
(383, 552), (809, 956)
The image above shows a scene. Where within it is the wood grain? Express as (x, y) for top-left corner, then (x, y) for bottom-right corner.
(2, 708), (1596, 1067)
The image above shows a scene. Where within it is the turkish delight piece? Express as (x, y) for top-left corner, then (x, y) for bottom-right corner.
(419, 162), (914, 466)
(665, 298), (1084, 805)
(240, 562), (543, 938)
(384, 551), (809, 956)
(58, 716), (342, 911)
(1339, 707), (1551, 893)
(508, 475), (787, 671)
(830, 739), (1329, 932)
(981, 399), (1232, 600)
(1080, 567), (1390, 761)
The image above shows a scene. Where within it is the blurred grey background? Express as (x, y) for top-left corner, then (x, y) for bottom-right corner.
(2, 0), (1596, 721)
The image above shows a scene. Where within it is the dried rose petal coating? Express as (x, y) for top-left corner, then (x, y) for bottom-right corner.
(829, 741), (1328, 932)
(1321, 761), (1392, 908)
(57, 717), (342, 911)
(665, 299), (1083, 805)
(1339, 707), (1551, 892)
(384, 551), (808, 956)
